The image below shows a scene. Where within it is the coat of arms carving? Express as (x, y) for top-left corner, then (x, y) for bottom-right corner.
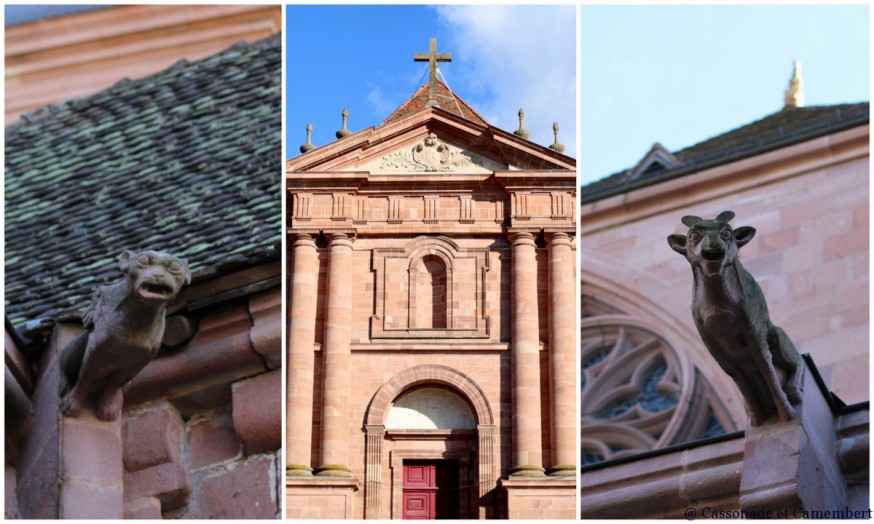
(379, 133), (479, 172)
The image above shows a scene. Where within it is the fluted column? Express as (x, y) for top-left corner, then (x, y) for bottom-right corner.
(547, 232), (576, 476)
(316, 233), (354, 477)
(287, 234), (319, 475)
(509, 232), (544, 476)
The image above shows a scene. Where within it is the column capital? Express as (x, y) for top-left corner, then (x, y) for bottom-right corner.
(546, 231), (574, 247)
(508, 231), (537, 246)
(327, 231), (355, 247)
(291, 233), (317, 248)
(364, 424), (386, 436)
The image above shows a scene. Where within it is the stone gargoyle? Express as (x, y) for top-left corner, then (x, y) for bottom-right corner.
(667, 211), (802, 426)
(59, 250), (191, 421)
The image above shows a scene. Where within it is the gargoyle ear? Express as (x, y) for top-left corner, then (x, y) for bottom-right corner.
(179, 258), (192, 285)
(734, 226), (756, 248)
(716, 210), (736, 223)
(681, 215), (702, 227)
(667, 234), (688, 255)
(119, 250), (134, 273)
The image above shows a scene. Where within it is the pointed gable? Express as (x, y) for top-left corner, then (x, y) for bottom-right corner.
(381, 78), (489, 127)
(627, 142), (684, 178)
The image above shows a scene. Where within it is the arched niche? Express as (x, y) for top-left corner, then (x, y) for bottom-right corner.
(409, 254), (450, 329)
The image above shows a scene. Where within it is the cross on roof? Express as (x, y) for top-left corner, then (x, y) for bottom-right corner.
(414, 38), (452, 108)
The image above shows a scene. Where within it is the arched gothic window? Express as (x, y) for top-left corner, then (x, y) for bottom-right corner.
(581, 298), (735, 466)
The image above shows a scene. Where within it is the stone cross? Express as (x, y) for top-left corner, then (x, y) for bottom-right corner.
(414, 38), (452, 108)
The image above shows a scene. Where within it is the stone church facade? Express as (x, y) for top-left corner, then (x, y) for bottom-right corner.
(285, 55), (577, 518)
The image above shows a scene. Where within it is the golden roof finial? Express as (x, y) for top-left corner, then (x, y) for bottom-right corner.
(784, 59), (805, 109)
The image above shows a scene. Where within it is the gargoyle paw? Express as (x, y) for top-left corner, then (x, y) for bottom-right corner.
(96, 390), (123, 421)
(60, 393), (81, 418)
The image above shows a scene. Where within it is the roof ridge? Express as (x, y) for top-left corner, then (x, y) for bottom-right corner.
(674, 101), (870, 157)
(581, 101), (869, 201)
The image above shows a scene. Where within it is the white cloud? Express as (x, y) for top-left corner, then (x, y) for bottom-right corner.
(435, 5), (577, 157)
(366, 83), (397, 119)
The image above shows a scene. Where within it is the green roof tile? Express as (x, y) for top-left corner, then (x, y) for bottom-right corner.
(5, 34), (281, 325)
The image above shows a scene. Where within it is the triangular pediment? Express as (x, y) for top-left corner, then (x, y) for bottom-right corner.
(287, 107), (575, 173)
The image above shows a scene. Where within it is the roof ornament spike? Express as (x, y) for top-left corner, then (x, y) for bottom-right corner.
(513, 108), (530, 139)
(549, 122), (565, 153)
(784, 59), (805, 109)
(336, 108), (351, 139)
(414, 38), (452, 108)
(300, 123), (316, 154)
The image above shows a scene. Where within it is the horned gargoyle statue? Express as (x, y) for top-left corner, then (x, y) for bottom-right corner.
(59, 250), (191, 421)
(667, 211), (802, 426)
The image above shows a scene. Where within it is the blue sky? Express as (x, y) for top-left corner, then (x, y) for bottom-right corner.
(286, 5), (576, 160)
(581, 5), (869, 185)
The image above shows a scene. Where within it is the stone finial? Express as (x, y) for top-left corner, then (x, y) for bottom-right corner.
(300, 123), (316, 153)
(336, 108), (351, 139)
(784, 59), (805, 109)
(549, 122), (565, 153)
(513, 108), (530, 139)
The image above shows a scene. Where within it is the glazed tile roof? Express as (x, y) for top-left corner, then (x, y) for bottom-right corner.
(381, 78), (489, 127)
(5, 34), (281, 325)
(581, 102), (869, 203)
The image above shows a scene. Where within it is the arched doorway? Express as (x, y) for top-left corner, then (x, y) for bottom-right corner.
(363, 365), (495, 520)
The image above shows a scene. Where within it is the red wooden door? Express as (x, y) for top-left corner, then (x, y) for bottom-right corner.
(403, 463), (436, 519)
(403, 461), (459, 520)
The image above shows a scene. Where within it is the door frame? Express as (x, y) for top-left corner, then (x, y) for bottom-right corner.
(391, 446), (472, 519)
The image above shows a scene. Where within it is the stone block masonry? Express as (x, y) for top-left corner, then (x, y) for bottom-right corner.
(12, 286), (283, 519)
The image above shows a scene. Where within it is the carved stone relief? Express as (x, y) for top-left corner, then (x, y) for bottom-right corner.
(371, 133), (502, 174)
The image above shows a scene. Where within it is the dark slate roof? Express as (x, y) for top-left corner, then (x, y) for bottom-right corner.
(381, 78), (489, 127)
(5, 34), (281, 325)
(581, 102), (870, 204)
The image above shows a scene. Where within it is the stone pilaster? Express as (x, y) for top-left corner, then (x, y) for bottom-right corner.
(316, 233), (354, 477)
(16, 323), (124, 519)
(546, 232), (576, 476)
(363, 425), (385, 519)
(478, 423), (498, 518)
(508, 232), (544, 476)
(287, 234), (318, 476)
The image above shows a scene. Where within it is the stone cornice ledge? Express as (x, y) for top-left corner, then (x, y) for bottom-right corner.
(580, 435), (744, 518)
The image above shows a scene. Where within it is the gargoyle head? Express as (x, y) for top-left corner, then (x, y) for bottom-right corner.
(667, 211), (756, 277)
(119, 250), (191, 303)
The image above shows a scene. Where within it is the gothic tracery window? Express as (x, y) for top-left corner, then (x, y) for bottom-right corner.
(581, 298), (735, 466)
